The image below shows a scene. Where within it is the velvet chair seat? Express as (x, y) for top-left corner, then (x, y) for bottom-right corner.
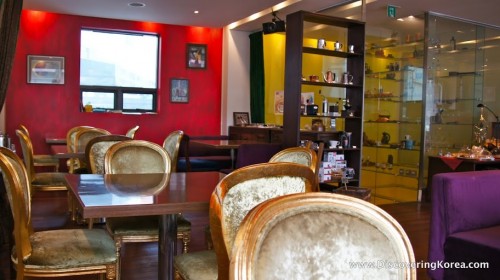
(13, 228), (116, 270)
(174, 250), (217, 280)
(32, 172), (66, 188)
(106, 214), (191, 253)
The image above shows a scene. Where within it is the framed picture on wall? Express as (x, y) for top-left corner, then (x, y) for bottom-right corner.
(27, 55), (65, 84)
(170, 78), (189, 103)
(186, 43), (207, 69)
(233, 112), (250, 126)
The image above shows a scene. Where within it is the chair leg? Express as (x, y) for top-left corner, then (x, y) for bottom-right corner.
(114, 239), (122, 280)
(181, 233), (190, 253)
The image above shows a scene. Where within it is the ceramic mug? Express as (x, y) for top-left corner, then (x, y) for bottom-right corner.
(317, 38), (326, 49)
(334, 41), (343, 51)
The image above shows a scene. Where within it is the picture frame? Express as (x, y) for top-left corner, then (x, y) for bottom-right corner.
(233, 112), (250, 126)
(186, 43), (207, 69)
(170, 78), (189, 103)
(27, 55), (65, 84)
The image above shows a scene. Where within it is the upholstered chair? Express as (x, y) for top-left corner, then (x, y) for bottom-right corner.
(65, 125), (94, 173)
(174, 162), (317, 280)
(0, 147), (118, 280)
(230, 192), (416, 280)
(73, 127), (111, 173)
(269, 146), (320, 189)
(162, 130), (184, 172)
(161, 130), (193, 253)
(19, 124), (60, 171)
(125, 125), (140, 139)
(15, 129), (67, 193)
(86, 134), (132, 174)
(103, 140), (190, 279)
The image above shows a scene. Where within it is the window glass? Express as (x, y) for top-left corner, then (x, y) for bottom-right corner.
(80, 29), (159, 112)
(123, 93), (154, 111)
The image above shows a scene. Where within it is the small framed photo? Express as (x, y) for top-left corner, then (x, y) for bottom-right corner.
(233, 112), (250, 126)
(27, 55), (65, 84)
(186, 43), (207, 69)
(170, 78), (189, 103)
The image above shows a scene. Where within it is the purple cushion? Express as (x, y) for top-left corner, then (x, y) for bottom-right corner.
(444, 225), (500, 279)
(428, 170), (500, 280)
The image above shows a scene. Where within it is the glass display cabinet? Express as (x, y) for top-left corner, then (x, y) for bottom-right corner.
(361, 30), (424, 204)
(421, 13), (500, 200)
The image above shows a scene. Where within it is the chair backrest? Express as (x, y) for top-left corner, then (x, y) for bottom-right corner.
(0, 147), (35, 267)
(162, 130), (184, 172)
(19, 124), (30, 137)
(234, 143), (282, 169)
(74, 127), (111, 170)
(269, 146), (318, 173)
(125, 125), (140, 139)
(230, 192), (416, 280)
(104, 140), (171, 174)
(209, 162), (317, 280)
(66, 126), (95, 173)
(15, 129), (36, 182)
(86, 135), (132, 174)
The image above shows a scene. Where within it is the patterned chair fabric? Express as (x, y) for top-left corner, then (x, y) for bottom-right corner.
(231, 192), (416, 280)
(74, 127), (111, 172)
(175, 162), (317, 280)
(86, 135), (131, 174)
(0, 147), (117, 280)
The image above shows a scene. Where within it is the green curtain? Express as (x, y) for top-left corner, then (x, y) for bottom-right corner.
(0, 0), (23, 109)
(248, 31), (265, 124)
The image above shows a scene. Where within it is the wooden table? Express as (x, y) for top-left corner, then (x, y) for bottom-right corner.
(65, 172), (224, 280)
(50, 145), (84, 159)
(190, 139), (265, 168)
(45, 137), (66, 145)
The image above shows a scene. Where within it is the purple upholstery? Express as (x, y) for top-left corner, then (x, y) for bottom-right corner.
(444, 226), (500, 279)
(428, 170), (500, 280)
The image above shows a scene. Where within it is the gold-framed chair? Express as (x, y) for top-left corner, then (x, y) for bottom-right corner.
(174, 162), (317, 280)
(15, 129), (67, 193)
(18, 125), (60, 171)
(162, 130), (184, 172)
(125, 125), (139, 139)
(0, 147), (118, 280)
(86, 134), (132, 174)
(230, 192), (416, 280)
(269, 145), (320, 189)
(65, 125), (94, 173)
(103, 140), (190, 279)
(73, 127), (111, 173)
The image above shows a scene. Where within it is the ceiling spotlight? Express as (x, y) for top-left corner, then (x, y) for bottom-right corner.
(194, 10), (199, 14)
(128, 2), (146, 8)
(262, 11), (286, 35)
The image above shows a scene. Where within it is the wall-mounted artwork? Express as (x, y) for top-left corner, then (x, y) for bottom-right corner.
(27, 55), (65, 84)
(186, 44), (206, 69)
(170, 78), (189, 103)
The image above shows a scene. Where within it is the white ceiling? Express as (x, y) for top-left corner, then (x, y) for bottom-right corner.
(23, 0), (500, 33)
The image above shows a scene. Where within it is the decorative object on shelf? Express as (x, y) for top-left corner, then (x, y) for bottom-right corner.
(334, 41), (343, 51)
(381, 132), (391, 145)
(342, 72), (354, 84)
(474, 106), (489, 146)
(27, 55), (65, 84)
(233, 112), (250, 126)
(317, 38), (326, 49)
(340, 132), (352, 148)
(309, 75), (320, 82)
(348, 44), (355, 53)
(186, 43), (206, 69)
(311, 119), (325, 131)
(323, 70), (336, 83)
(170, 78), (189, 103)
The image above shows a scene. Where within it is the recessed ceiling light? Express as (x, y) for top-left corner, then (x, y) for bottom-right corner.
(194, 10), (199, 14)
(128, 2), (146, 8)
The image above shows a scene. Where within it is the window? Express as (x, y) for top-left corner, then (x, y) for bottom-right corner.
(80, 29), (159, 112)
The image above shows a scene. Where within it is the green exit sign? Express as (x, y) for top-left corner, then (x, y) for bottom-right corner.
(387, 5), (397, 18)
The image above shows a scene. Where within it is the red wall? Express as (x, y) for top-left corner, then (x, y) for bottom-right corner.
(6, 10), (223, 155)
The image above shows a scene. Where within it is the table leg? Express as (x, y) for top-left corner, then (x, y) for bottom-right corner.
(230, 148), (236, 169)
(159, 214), (177, 280)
